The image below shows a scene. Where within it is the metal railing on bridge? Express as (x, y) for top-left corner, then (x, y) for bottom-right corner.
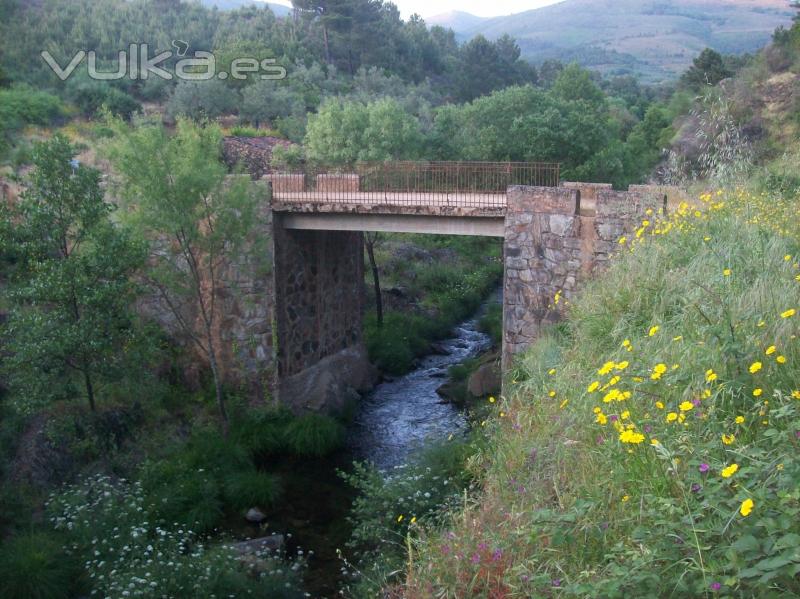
(267, 161), (561, 208)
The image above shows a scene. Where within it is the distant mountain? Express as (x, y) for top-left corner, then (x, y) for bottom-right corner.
(426, 10), (489, 32)
(197, 0), (292, 17)
(428, 0), (794, 82)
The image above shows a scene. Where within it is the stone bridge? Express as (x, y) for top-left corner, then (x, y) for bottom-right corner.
(170, 164), (687, 413)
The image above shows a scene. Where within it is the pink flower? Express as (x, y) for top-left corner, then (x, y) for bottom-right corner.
(710, 582), (721, 591)
(699, 463), (709, 473)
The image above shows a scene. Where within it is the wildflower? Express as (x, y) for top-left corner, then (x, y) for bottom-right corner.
(587, 381), (600, 393)
(489, 396), (496, 403)
(548, 368), (556, 375)
(548, 390), (556, 397)
(603, 389), (621, 403)
(618, 236), (627, 245)
(753, 388), (763, 397)
(721, 433), (735, 445)
(622, 495), (630, 502)
(749, 362), (762, 374)
(397, 515), (404, 522)
(710, 582), (722, 591)
(793, 390), (800, 400)
(673, 335), (683, 341)
(781, 308), (796, 318)
(702, 389), (712, 398)
(666, 412), (678, 423)
(679, 401), (694, 412)
(650, 439), (660, 446)
(616, 360), (629, 371)
(598, 361), (615, 375)
(723, 268), (732, 276)
(622, 339), (632, 351)
(776, 355), (786, 364)
(705, 369), (718, 382)
(655, 401), (664, 409)
(619, 430), (645, 444)
(739, 498), (754, 517)
(410, 516), (417, 524)
(699, 463), (709, 473)
(721, 463), (739, 478)
(765, 345), (776, 355)
(735, 415), (745, 424)
(785, 254), (792, 261)
(595, 413), (607, 425)
(648, 325), (660, 337)
(651, 363), (667, 380)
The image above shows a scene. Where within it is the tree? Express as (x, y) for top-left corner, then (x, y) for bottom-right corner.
(304, 97), (421, 164)
(166, 80), (240, 121)
(107, 118), (258, 434)
(364, 232), (382, 326)
(681, 48), (733, 89)
(0, 135), (145, 412)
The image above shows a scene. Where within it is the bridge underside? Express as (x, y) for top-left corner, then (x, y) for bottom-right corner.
(280, 212), (505, 236)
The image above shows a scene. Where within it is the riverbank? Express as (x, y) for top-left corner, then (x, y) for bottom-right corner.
(406, 191), (800, 596)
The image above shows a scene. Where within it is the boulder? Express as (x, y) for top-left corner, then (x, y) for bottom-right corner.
(467, 361), (501, 398)
(231, 535), (285, 555)
(245, 507), (267, 523)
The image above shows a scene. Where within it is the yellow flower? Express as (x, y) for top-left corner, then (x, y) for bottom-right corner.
(765, 345), (776, 355)
(598, 361), (615, 375)
(749, 361), (762, 374)
(622, 494), (630, 502)
(679, 401), (694, 412)
(397, 514), (404, 522)
(559, 399), (568, 409)
(650, 439), (660, 446)
(781, 308), (796, 319)
(618, 236), (627, 245)
(622, 339), (633, 352)
(721, 463), (739, 478)
(793, 390), (800, 400)
(621, 410), (630, 420)
(705, 369), (718, 382)
(722, 433), (735, 445)
(410, 516), (417, 524)
(666, 412), (678, 423)
(595, 412), (608, 425)
(651, 363), (667, 380)
(548, 368), (556, 375)
(776, 355), (786, 364)
(672, 335), (683, 341)
(619, 429), (645, 444)
(655, 401), (665, 409)
(648, 325), (660, 337)
(702, 389), (712, 398)
(603, 389), (621, 403)
(587, 381), (600, 393)
(735, 415), (745, 424)
(615, 361), (629, 371)
(548, 390), (556, 397)
(723, 268), (732, 276)
(753, 388), (763, 397)
(489, 396), (496, 403)
(739, 498), (754, 517)
(785, 254), (792, 262)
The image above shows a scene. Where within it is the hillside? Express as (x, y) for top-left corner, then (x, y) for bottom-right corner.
(430, 0), (794, 81)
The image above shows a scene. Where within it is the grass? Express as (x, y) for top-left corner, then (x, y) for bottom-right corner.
(0, 532), (81, 599)
(407, 189), (800, 596)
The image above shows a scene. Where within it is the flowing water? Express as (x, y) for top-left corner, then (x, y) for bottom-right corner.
(252, 296), (499, 597)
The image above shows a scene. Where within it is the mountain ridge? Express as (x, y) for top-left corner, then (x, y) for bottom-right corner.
(427, 0), (794, 81)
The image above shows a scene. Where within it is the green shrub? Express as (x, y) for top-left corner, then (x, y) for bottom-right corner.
(223, 469), (282, 510)
(232, 408), (293, 457)
(284, 413), (345, 457)
(479, 302), (503, 344)
(0, 532), (79, 599)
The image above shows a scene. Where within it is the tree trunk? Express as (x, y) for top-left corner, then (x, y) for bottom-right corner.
(83, 366), (96, 412)
(365, 233), (383, 327)
(322, 25), (331, 64)
(207, 342), (229, 437)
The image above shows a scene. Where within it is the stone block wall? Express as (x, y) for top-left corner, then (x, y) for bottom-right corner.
(272, 219), (375, 412)
(263, 173), (305, 193)
(502, 185), (665, 368)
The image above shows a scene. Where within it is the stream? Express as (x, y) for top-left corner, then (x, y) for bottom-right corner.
(252, 296), (499, 597)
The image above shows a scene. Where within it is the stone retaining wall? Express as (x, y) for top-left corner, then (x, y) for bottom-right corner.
(502, 185), (665, 368)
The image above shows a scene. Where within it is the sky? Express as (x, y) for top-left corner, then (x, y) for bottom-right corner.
(265, 0), (562, 20)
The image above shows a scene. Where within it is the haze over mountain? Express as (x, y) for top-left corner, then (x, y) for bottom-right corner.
(427, 0), (794, 81)
(197, 0), (291, 16)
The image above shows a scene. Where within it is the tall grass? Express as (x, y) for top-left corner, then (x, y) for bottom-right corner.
(408, 190), (800, 596)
